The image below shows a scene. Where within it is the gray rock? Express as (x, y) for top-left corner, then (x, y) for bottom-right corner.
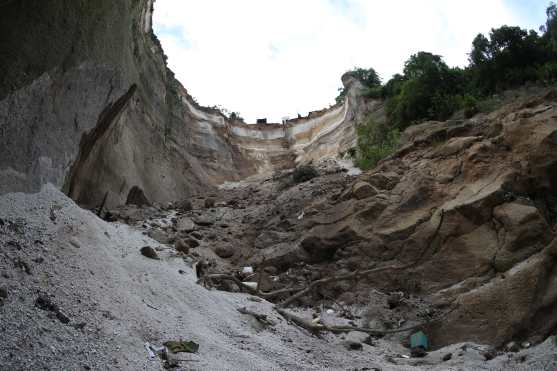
(177, 199), (193, 212)
(148, 229), (172, 244)
(140, 246), (159, 260)
(0, 286), (7, 299)
(204, 197), (216, 208)
(352, 181), (378, 200)
(176, 217), (196, 233)
(215, 245), (234, 258)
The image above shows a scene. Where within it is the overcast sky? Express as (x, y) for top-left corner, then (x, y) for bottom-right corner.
(153, 0), (549, 123)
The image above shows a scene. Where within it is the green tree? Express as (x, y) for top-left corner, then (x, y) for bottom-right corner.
(336, 67), (381, 103)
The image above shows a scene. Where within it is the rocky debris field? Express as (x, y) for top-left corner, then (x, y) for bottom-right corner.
(2, 89), (557, 370)
(1, 186), (556, 371)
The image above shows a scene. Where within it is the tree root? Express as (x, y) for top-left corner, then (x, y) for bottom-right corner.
(275, 304), (457, 336)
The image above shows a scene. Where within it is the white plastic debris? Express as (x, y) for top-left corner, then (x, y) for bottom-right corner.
(297, 211), (305, 220)
(326, 309), (335, 315)
(145, 342), (156, 359)
(311, 317), (322, 325)
(401, 354), (410, 359)
(241, 282), (258, 290)
(242, 266), (254, 275)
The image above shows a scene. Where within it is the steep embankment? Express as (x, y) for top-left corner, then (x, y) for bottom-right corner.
(0, 0), (374, 209)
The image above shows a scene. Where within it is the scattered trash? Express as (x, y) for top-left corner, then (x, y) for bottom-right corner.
(241, 282), (258, 290)
(400, 354), (410, 359)
(311, 316), (322, 325)
(242, 266), (254, 275)
(326, 309), (335, 315)
(297, 211), (305, 220)
(145, 342), (156, 359)
(410, 331), (429, 358)
(163, 340), (199, 354)
(521, 341), (531, 349)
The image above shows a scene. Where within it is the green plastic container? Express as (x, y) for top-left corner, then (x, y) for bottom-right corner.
(410, 331), (429, 350)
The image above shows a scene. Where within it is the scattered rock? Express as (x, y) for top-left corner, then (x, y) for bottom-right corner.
(215, 245), (234, 258)
(193, 216), (214, 226)
(14, 258), (32, 275)
(176, 217), (196, 233)
(343, 331), (370, 351)
(351, 181), (378, 200)
(148, 229), (172, 244)
(0, 287), (7, 299)
(387, 292), (403, 309)
(364, 172), (400, 190)
(177, 199), (193, 211)
(140, 246), (159, 260)
(204, 197), (216, 208)
(505, 341), (520, 353)
(175, 239), (190, 254)
(35, 294), (59, 312)
(442, 353), (452, 361)
(410, 347), (427, 358)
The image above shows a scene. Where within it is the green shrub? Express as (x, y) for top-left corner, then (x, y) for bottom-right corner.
(355, 118), (400, 171)
(292, 165), (319, 184)
(538, 61), (557, 84)
(460, 94), (479, 118)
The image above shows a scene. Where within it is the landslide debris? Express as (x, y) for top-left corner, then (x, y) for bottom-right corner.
(108, 88), (557, 354)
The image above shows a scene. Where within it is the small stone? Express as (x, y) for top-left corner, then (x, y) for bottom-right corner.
(140, 246), (159, 260)
(0, 287), (7, 300)
(56, 311), (71, 324)
(344, 341), (363, 351)
(190, 231), (203, 240)
(410, 347), (427, 358)
(177, 199), (193, 212)
(175, 239), (190, 254)
(483, 349), (498, 361)
(35, 294), (59, 312)
(204, 197), (216, 208)
(176, 217), (196, 233)
(442, 353), (452, 361)
(148, 229), (171, 244)
(387, 292), (403, 309)
(352, 181), (378, 200)
(215, 246), (234, 258)
(505, 341), (520, 353)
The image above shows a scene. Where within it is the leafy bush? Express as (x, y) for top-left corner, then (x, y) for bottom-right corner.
(292, 165), (319, 184)
(355, 118), (400, 170)
(537, 61), (557, 84)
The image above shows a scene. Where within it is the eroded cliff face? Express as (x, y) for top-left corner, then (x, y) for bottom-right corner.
(0, 0), (375, 208)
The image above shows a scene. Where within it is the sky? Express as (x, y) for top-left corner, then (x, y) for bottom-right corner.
(153, 0), (550, 123)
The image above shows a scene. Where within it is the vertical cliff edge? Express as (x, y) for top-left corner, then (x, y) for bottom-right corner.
(0, 0), (377, 208)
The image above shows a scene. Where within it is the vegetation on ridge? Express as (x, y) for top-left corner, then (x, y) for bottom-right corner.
(347, 2), (557, 171)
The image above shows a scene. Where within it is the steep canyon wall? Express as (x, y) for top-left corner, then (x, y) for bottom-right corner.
(0, 0), (376, 208)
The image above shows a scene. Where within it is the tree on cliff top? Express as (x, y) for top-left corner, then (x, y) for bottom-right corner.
(336, 67), (382, 104)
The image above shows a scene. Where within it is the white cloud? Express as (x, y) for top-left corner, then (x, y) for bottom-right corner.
(153, 0), (521, 123)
